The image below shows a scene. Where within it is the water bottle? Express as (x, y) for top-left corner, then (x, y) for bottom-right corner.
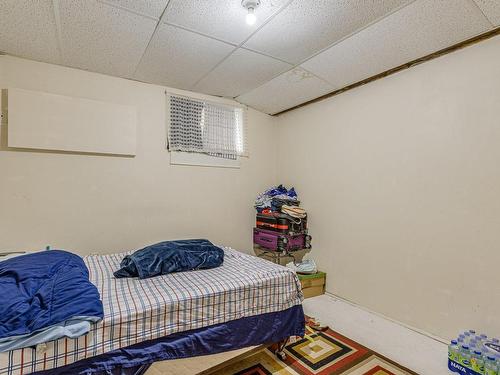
(471, 350), (485, 373)
(470, 340), (478, 350)
(449, 340), (460, 362)
(460, 345), (472, 369)
(484, 355), (498, 375)
(458, 335), (466, 345)
(470, 330), (478, 343)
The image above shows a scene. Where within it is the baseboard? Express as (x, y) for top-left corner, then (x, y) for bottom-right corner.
(324, 292), (448, 345)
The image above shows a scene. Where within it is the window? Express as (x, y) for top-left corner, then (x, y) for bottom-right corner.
(167, 93), (247, 164)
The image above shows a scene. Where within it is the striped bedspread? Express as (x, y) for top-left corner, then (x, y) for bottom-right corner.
(0, 247), (303, 375)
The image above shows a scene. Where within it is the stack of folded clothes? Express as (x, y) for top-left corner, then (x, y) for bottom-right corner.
(0, 251), (104, 352)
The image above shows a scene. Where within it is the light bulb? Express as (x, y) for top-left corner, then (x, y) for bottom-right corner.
(246, 8), (256, 25)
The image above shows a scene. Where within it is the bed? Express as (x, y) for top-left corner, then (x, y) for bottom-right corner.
(0, 247), (304, 375)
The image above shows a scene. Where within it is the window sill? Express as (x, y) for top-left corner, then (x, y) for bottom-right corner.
(170, 151), (240, 169)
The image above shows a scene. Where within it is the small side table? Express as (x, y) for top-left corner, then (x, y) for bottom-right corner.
(297, 272), (326, 299)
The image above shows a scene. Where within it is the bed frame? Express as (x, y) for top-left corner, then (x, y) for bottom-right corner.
(152, 339), (289, 375)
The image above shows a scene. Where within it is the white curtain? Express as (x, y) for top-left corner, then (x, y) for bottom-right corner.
(168, 94), (247, 159)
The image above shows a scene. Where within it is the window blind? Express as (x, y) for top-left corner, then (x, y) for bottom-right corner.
(167, 93), (247, 160)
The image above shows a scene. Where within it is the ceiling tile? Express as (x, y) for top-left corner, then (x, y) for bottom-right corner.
(0, 0), (60, 64)
(236, 68), (334, 114)
(163, 0), (290, 44)
(302, 0), (492, 90)
(58, 0), (157, 78)
(244, 0), (413, 64)
(193, 49), (292, 98)
(474, 0), (500, 25)
(134, 24), (235, 89)
(99, 0), (169, 19)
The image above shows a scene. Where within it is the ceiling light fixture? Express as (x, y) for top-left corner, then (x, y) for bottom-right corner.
(242, 0), (260, 25)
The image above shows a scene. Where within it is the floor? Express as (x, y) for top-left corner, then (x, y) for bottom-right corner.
(146, 346), (262, 375)
(302, 294), (449, 375)
(147, 294), (449, 375)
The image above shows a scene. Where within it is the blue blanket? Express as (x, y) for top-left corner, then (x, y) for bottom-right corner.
(114, 239), (224, 279)
(0, 251), (104, 351)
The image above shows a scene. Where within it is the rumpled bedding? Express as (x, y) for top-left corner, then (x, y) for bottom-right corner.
(113, 239), (224, 279)
(0, 251), (104, 352)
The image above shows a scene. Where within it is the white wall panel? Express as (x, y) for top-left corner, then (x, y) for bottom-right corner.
(7, 88), (137, 155)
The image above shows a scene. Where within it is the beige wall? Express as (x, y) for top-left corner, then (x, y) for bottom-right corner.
(277, 35), (500, 340)
(0, 56), (277, 255)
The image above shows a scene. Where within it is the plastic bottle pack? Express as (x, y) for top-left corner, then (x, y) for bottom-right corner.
(449, 330), (499, 375)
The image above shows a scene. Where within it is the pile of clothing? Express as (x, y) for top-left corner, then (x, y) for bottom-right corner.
(255, 185), (299, 212)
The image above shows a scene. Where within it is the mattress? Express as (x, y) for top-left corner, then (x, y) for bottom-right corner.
(0, 247), (303, 375)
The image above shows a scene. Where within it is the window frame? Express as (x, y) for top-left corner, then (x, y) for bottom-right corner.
(166, 91), (247, 168)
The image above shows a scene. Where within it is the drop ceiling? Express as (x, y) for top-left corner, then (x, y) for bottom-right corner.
(0, 0), (498, 115)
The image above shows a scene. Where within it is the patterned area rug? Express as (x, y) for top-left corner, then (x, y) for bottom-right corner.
(215, 319), (418, 375)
